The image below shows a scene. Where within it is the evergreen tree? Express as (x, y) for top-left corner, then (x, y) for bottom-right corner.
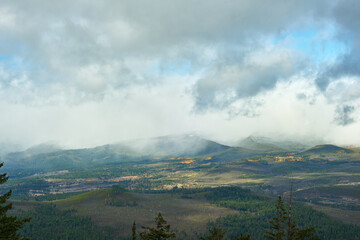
(287, 180), (294, 240)
(139, 213), (176, 240)
(265, 194), (321, 240)
(293, 227), (321, 240)
(233, 234), (251, 240)
(286, 180), (320, 240)
(0, 162), (31, 239)
(265, 196), (287, 240)
(200, 227), (225, 240)
(132, 221), (137, 240)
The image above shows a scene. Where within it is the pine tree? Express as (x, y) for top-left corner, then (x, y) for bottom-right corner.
(286, 180), (320, 240)
(200, 227), (225, 240)
(132, 221), (137, 240)
(233, 234), (251, 240)
(139, 212), (176, 240)
(0, 162), (31, 239)
(265, 189), (321, 240)
(287, 180), (294, 240)
(293, 227), (321, 240)
(265, 195), (287, 240)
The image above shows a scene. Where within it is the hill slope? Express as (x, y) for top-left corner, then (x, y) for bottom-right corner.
(237, 136), (288, 152)
(302, 144), (354, 154)
(4, 135), (232, 173)
(14, 187), (360, 240)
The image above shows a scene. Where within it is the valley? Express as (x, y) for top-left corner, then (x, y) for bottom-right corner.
(2, 135), (360, 239)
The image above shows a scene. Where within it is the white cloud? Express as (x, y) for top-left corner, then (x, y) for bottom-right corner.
(0, 0), (359, 147)
(193, 45), (306, 110)
(0, 7), (15, 28)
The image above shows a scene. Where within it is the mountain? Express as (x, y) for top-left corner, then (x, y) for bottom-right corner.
(121, 134), (230, 157)
(197, 146), (261, 163)
(3, 135), (231, 173)
(0, 142), (24, 156)
(237, 136), (288, 152)
(24, 143), (61, 155)
(237, 136), (310, 152)
(5, 143), (61, 159)
(301, 144), (354, 154)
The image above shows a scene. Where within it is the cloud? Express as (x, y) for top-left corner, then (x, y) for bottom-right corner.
(315, 0), (360, 97)
(324, 76), (360, 104)
(0, 7), (15, 28)
(1, 0), (360, 147)
(227, 98), (264, 118)
(334, 104), (355, 126)
(193, 47), (305, 111)
(0, 0), (330, 104)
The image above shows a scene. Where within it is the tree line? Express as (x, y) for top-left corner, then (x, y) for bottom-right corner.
(131, 195), (320, 240)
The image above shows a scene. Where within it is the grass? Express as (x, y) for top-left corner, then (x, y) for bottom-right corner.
(296, 185), (360, 198)
(310, 204), (360, 226)
(52, 188), (238, 238)
(53, 189), (108, 204)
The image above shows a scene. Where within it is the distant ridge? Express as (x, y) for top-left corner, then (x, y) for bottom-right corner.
(0, 142), (24, 156)
(4, 134), (232, 172)
(301, 144), (354, 154)
(237, 135), (313, 152)
(117, 134), (231, 157)
(237, 136), (288, 152)
(24, 143), (61, 155)
(5, 143), (62, 160)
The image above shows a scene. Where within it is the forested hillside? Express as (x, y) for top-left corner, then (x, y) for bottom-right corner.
(11, 186), (360, 239)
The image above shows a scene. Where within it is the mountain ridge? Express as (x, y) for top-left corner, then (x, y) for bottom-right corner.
(301, 144), (354, 154)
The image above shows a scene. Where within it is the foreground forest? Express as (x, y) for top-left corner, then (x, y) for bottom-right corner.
(9, 186), (360, 239)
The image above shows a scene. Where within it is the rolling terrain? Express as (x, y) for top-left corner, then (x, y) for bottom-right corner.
(11, 186), (360, 239)
(3, 135), (233, 176)
(301, 144), (354, 154)
(3, 135), (360, 239)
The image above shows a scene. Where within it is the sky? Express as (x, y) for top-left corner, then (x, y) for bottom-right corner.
(0, 0), (360, 148)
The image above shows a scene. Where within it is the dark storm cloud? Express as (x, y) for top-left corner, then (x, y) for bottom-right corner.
(296, 93), (307, 100)
(334, 105), (356, 126)
(227, 99), (264, 118)
(316, 0), (360, 95)
(0, 0), (331, 104)
(193, 48), (306, 110)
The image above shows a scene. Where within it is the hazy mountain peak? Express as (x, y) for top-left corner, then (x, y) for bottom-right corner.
(25, 143), (62, 155)
(120, 134), (230, 157)
(0, 142), (24, 156)
(237, 135), (311, 152)
(302, 144), (354, 154)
